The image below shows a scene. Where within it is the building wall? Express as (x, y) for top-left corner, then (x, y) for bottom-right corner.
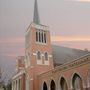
(38, 54), (90, 90)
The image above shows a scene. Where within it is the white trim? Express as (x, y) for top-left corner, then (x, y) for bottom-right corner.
(33, 53), (37, 55)
(31, 23), (49, 31)
(37, 60), (42, 65)
(36, 41), (47, 45)
(49, 55), (52, 58)
(41, 54), (44, 56)
(44, 61), (49, 65)
(12, 70), (25, 80)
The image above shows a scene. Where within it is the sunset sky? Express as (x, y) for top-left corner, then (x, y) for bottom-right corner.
(0, 0), (90, 62)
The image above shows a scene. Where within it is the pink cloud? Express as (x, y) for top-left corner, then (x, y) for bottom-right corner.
(1, 49), (25, 58)
(0, 37), (24, 44)
(66, 0), (90, 2)
(76, 0), (90, 2)
(51, 35), (90, 42)
(1, 53), (17, 57)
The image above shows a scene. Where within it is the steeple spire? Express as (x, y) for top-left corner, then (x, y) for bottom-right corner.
(33, 0), (40, 24)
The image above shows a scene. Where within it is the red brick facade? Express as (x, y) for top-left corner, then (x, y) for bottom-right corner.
(38, 54), (90, 90)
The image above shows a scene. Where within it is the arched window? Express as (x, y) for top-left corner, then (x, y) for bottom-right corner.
(37, 51), (41, 60)
(39, 32), (41, 42)
(44, 33), (46, 43)
(60, 77), (68, 90)
(45, 52), (48, 61)
(43, 82), (48, 90)
(72, 73), (83, 90)
(41, 32), (44, 43)
(50, 80), (56, 90)
(36, 31), (38, 42)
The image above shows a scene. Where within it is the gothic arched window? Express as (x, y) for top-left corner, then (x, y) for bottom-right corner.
(44, 33), (46, 43)
(60, 77), (68, 90)
(45, 52), (48, 61)
(41, 32), (44, 43)
(43, 82), (48, 90)
(36, 31), (38, 42)
(72, 73), (83, 90)
(50, 80), (56, 90)
(37, 51), (41, 60)
(39, 32), (41, 42)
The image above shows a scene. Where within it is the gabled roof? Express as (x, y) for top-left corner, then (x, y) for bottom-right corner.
(52, 45), (90, 66)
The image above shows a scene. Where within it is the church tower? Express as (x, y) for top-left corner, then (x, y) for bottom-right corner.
(25, 0), (54, 90)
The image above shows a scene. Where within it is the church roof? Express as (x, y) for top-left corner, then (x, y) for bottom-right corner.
(52, 45), (90, 66)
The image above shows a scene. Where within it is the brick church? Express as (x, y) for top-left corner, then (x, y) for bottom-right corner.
(12, 0), (90, 90)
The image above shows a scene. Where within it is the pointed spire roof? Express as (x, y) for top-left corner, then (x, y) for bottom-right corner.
(33, 0), (40, 24)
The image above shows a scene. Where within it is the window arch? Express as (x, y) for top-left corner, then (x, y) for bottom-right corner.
(37, 51), (41, 60)
(36, 31), (38, 42)
(39, 32), (41, 42)
(50, 80), (56, 90)
(72, 73), (83, 90)
(60, 77), (68, 90)
(41, 32), (44, 43)
(43, 82), (48, 90)
(45, 52), (48, 61)
(44, 33), (46, 43)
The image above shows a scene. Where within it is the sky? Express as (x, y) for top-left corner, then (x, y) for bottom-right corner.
(0, 0), (90, 80)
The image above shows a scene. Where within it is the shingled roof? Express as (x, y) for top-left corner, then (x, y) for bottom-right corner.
(52, 45), (90, 66)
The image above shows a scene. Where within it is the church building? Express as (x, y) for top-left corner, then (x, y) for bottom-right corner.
(11, 0), (90, 90)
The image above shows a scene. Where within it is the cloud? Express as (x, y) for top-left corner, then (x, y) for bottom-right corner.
(0, 49), (25, 58)
(0, 37), (24, 44)
(76, 0), (90, 2)
(51, 35), (90, 42)
(0, 53), (17, 57)
(66, 0), (90, 2)
(0, 36), (90, 44)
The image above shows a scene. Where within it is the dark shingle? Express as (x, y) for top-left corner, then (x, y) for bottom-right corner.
(52, 45), (90, 66)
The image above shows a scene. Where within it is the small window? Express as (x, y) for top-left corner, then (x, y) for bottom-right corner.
(44, 33), (46, 43)
(41, 32), (44, 43)
(37, 51), (41, 60)
(45, 52), (48, 61)
(39, 32), (41, 42)
(36, 31), (38, 42)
